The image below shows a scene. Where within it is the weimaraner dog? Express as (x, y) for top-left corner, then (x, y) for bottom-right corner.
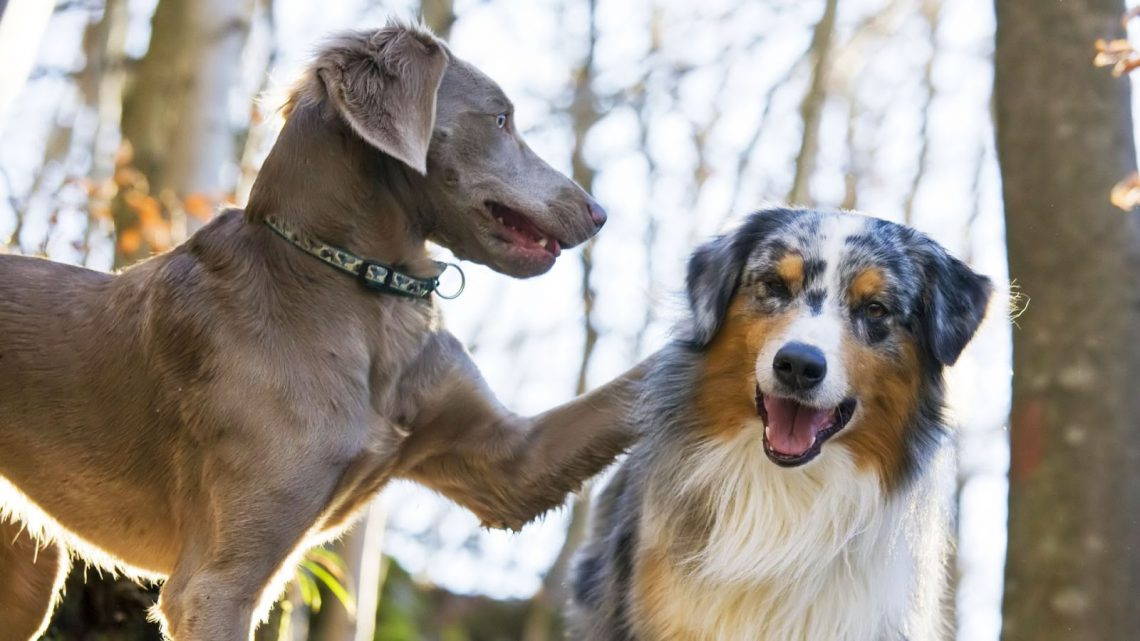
(0, 22), (644, 640)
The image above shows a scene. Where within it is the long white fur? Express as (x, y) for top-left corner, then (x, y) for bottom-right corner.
(642, 425), (906, 640)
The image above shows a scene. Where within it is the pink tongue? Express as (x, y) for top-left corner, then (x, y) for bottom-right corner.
(763, 396), (835, 456)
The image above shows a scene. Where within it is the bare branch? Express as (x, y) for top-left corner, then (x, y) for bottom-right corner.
(902, 0), (942, 226)
(79, 0), (129, 265)
(0, 165), (22, 249)
(725, 57), (806, 220)
(841, 95), (861, 211)
(787, 0), (839, 206)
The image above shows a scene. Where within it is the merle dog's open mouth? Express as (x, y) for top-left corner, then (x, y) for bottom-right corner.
(756, 385), (857, 467)
(486, 202), (561, 258)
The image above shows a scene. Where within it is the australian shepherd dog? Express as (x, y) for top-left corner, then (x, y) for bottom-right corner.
(568, 208), (993, 641)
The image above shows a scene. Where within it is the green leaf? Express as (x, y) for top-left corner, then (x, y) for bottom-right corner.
(302, 559), (355, 616)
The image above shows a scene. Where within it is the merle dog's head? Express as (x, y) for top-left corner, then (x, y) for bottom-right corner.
(685, 208), (992, 485)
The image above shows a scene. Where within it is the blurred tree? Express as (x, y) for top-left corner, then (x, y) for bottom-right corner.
(46, 0), (257, 637)
(77, 0), (129, 261)
(787, 0), (838, 206)
(520, 2), (601, 640)
(111, 0), (255, 265)
(421, 0), (456, 40)
(996, 0), (1140, 639)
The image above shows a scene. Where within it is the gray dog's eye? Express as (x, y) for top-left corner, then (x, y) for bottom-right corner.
(495, 113), (508, 129)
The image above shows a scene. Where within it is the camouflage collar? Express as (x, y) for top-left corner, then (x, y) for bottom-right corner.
(263, 216), (464, 299)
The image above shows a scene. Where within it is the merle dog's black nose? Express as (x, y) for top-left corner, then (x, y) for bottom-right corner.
(588, 202), (607, 229)
(773, 342), (827, 391)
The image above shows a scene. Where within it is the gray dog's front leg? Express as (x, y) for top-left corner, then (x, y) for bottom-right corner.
(395, 332), (654, 530)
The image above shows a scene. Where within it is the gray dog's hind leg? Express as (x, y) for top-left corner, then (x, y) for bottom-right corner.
(0, 520), (68, 641)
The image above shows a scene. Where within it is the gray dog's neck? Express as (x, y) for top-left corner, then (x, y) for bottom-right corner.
(245, 100), (435, 276)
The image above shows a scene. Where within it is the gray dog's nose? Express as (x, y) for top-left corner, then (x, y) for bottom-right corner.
(588, 202), (608, 229)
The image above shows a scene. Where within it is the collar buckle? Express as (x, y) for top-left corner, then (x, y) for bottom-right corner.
(357, 259), (402, 295)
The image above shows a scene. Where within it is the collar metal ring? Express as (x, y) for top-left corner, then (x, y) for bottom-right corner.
(434, 262), (466, 299)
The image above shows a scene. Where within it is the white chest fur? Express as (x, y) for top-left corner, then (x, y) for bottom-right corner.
(637, 424), (943, 641)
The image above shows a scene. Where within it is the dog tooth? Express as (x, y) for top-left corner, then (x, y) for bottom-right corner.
(537, 238), (548, 248)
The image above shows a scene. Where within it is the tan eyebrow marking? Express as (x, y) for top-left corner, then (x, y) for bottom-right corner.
(849, 267), (886, 301)
(775, 253), (805, 294)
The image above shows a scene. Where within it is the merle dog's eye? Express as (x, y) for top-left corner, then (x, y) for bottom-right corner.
(764, 278), (790, 298)
(864, 301), (889, 319)
(495, 113), (508, 129)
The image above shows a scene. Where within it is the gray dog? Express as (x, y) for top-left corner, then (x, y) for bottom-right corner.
(0, 22), (643, 640)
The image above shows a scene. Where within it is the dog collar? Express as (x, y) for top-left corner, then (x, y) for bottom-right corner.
(263, 216), (464, 299)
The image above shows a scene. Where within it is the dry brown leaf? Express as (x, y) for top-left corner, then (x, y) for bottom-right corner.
(145, 226), (172, 252)
(1095, 38), (1132, 55)
(114, 166), (145, 189)
(1118, 57), (1140, 76)
(1094, 38), (1134, 64)
(125, 192), (162, 227)
(1110, 172), (1140, 211)
(1093, 38), (1140, 75)
(89, 204), (112, 223)
(183, 193), (215, 221)
(114, 141), (134, 168)
(117, 228), (142, 255)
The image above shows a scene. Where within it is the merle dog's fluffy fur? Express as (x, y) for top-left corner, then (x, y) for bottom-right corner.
(569, 207), (992, 641)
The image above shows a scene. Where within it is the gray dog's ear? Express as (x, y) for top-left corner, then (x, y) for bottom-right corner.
(685, 233), (744, 348)
(919, 245), (993, 366)
(319, 25), (448, 174)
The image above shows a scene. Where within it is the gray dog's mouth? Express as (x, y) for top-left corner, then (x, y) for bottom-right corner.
(486, 202), (562, 258)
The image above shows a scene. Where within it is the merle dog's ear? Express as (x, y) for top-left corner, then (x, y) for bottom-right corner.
(685, 233), (744, 348)
(920, 246), (993, 366)
(318, 24), (448, 174)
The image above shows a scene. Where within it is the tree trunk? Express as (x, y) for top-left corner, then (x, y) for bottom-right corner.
(420, 0), (456, 40)
(996, 1), (1140, 639)
(113, 0), (255, 266)
(787, 0), (839, 206)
